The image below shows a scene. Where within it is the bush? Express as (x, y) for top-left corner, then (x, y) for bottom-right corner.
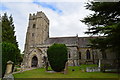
(47, 44), (68, 72)
(2, 42), (19, 78)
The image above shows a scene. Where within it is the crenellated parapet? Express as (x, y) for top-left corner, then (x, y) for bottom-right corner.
(29, 11), (49, 24)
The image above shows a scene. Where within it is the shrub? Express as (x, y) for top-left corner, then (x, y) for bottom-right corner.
(2, 42), (19, 77)
(47, 43), (68, 72)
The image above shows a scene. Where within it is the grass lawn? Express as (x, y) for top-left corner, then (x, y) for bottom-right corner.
(13, 65), (119, 78)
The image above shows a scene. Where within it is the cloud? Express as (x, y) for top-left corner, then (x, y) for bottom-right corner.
(32, 1), (62, 14)
(1, 2), (93, 52)
(1, 0), (92, 2)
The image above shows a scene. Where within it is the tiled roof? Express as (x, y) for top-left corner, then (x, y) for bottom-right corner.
(44, 37), (78, 45)
(78, 37), (91, 47)
(44, 36), (96, 47)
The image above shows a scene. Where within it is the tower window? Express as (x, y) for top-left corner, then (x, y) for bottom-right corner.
(32, 33), (34, 37)
(86, 50), (91, 59)
(79, 52), (81, 59)
(33, 24), (36, 28)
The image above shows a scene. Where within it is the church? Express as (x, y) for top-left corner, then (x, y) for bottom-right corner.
(23, 11), (116, 68)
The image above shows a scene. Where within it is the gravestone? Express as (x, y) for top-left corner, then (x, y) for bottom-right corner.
(86, 67), (100, 72)
(3, 61), (14, 80)
(64, 62), (68, 74)
(6, 61), (13, 74)
(98, 59), (101, 68)
(21, 63), (24, 72)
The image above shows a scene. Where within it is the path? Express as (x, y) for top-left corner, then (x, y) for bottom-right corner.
(3, 74), (14, 80)
(12, 68), (37, 74)
(3, 68), (37, 80)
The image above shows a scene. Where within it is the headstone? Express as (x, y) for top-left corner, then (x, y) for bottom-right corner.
(45, 62), (48, 71)
(86, 67), (100, 72)
(98, 59), (101, 68)
(64, 62), (68, 74)
(5, 61), (13, 75)
(21, 63), (24, 72)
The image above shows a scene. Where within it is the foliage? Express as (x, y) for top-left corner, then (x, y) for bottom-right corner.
(2, 42), (19, 77)
(1, 13), (22, 77)
(47, 43), (68, 72)
(2, 13), (18, 47)
(81, 2), (120, 59)
(2, 13), (22, 64)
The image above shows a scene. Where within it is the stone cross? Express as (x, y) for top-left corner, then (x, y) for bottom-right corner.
(5, 61), (13, 75)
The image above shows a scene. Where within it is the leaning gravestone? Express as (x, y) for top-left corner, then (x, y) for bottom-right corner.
(4, 61), (14, 80)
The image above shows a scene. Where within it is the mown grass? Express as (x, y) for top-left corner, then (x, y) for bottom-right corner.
(13, 65), (119, 78)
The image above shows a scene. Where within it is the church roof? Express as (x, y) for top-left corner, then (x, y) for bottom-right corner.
(44, 36), (95, 48)
(78, 37), (91, 48)
(44, 37), (78, 45)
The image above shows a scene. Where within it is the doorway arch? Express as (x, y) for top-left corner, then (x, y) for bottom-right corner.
(31, 56), (38, 67)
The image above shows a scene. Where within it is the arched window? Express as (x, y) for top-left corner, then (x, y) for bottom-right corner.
(32, 33), (34, 37)
(102, 53), (107, 59)
(68, 53), (71, 58)
(33, 24), (36, 28)
(86, 50), (91, 59)
(79, 52), (81, 59)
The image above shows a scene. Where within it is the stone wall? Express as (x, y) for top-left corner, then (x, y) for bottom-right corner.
(78, 48), (101, 64)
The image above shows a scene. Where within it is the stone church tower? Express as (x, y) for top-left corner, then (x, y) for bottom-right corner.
(23, 11), (49, 67)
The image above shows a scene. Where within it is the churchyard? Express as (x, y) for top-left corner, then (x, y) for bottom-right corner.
(13, 65), (119, 78)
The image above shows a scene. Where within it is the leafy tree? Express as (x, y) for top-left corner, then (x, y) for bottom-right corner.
(47, 44), (68, 72)
(2, 42), (19, 77)
(81, 2), (120, 60)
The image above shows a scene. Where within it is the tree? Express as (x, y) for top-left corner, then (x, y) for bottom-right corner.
(2, 13), (18, 47)
(47, 44), (68, 72)
(81, 2), (120, 60)
(2, 42), (19, 77)
(2, 13), (22, 64)
(1, 13), (22, 77)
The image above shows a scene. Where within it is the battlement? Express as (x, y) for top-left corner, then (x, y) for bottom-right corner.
(29, 11), (49, 24)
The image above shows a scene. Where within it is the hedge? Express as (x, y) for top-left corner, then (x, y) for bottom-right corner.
(47, 43), (68, 72)
(2, 42), (19, 78)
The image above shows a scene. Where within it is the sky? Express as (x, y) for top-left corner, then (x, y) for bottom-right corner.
(0, 0), (94, 52)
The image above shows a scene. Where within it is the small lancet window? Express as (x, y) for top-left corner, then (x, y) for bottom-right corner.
(102, 52), (107, 59)
(86, 50), (91, 59)
(79, 52), (81, 59)
(69, 53), (71, 58)
(32, 33), (34, 37)
(33, 24), (36, 28)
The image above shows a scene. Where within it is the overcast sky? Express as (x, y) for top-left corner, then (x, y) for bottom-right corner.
(0, 0), (94, 52)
